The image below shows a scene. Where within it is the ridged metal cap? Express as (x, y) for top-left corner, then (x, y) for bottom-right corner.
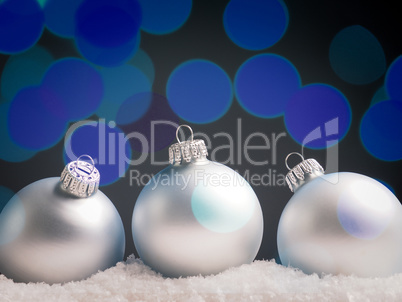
(60, 155), (100, 198)
(285, 152), (324, 192)
(169, 125), (208, 165)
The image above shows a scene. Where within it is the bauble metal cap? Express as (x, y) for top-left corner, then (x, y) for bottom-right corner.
(169, 125), (208, 165)
(285, 152), (324, 192)
(60, 154), (100, 197)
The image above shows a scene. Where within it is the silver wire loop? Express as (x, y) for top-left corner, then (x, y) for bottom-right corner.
(285, 152), (305, 170)
(75, 154), (95, 175)
(176, 124), (194, 143)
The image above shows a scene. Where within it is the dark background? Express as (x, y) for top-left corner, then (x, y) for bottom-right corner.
(0, 0), (401, 262)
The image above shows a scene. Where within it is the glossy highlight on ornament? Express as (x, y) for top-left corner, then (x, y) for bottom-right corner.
(132, 125), (263, 278)
(278, 153), (402, 277)
(0, 156), (125, 284)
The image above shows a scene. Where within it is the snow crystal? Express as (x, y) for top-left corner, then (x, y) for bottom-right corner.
(1, 255), (402, 301)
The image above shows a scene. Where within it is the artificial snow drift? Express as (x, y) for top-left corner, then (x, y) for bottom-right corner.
(1, 255), (402, 301)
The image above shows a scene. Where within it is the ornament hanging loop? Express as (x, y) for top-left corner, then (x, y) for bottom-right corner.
(176, 124), (194, 143)
(169, 125), (208, 164)
(285, 152), (305, 170)
(75, 154), (96, 176)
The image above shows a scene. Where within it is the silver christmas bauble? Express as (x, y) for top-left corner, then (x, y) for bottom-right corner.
(278, 154), (402, 277)
(132, 126), (263, 278)
(0, 156), (125, 283)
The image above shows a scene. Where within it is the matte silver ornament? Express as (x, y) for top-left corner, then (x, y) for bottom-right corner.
(277, 153), (402, 277)
(132, 125), (264, 278)
(0, 155), (125, 284)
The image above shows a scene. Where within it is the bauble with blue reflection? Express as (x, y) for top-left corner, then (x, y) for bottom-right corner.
(132, 125), (263, 278)
(0, 155), (125, 284)
(277, 153), (402, 277)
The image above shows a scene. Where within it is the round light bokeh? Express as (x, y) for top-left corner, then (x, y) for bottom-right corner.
(284, 84), (351, 149)
(167, 59), (233, 124)
(8, 85), (68, 151)
(329, 25), (386, 85)
(0, 103), (37, 162)
(127, 49), (155, 86)
(44, 0), (84, 38)
(42, 57), (104, 121)
(74, 0), (142, 66)
(223, 0), (288, 50)
(235, 53), (301, 118)
(371, 86), (389, 106)
(138, 0), (192, 35)
(0, 0), (44, 54)
(118, 92), (180, 153)
(385, 55), (402, 101)
(1, 45), (54, 102)
(360, 99), (402, 161)
(97, 65), (151, 122)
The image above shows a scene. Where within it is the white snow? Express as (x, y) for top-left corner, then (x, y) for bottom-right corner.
(1, 255), (402, 301)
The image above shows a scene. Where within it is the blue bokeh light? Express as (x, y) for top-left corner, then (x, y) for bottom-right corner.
(329, 25), (386, 85)
(167, 59), (233, 124)
(44, 0), (84, 38)
(371, 86), (389, 106)
(0, 103), (37, 162)
(223, 0), (288, 50)
(8, 85), (68, 151)
(127, 49), (155, 85)
(385, 55), (402, 101)
(97, 65), (151, 122)
(75, 32), (141, 67)
(235, 53), (301, 118)
(360, 100), (402, 161)
(138, 0), (192, 35)
(284, 84), (351, 149)
(64, 120), (131, 186)
(75, 0), (142, 66)
(0, 45), (54, 102)
(0, 0), (44, 54)
(42, 58), (104, 121)
(0, 186), (14, 213)
(115, 93), (152, 125)
(119, 93), (180, 152)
